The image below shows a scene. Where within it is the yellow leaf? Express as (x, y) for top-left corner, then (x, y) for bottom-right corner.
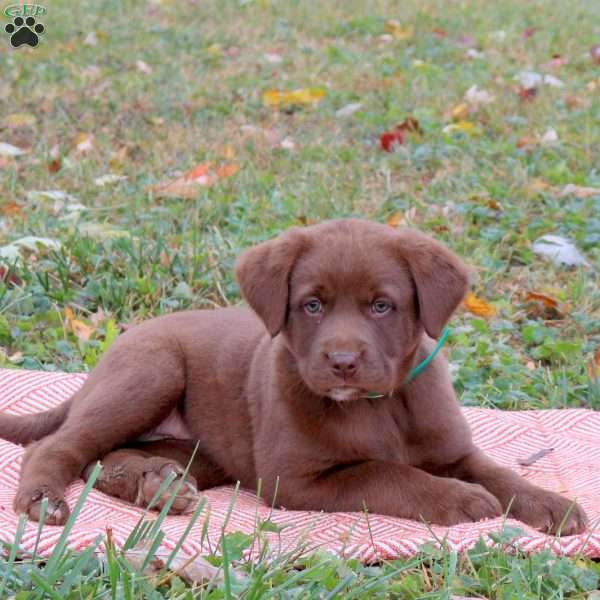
(442, 121), (481, 136)
(450, 102), (470, 121)
(262, 88), (325, 108)
(384, 20), (414, 40)
(385, 210), (404, 227)
(65, 307), (94, 341)
(4, 112), (36, 128)
(463, 292), (496, 317)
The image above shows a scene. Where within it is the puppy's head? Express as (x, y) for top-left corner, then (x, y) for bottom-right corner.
(235, 219), (470, 401)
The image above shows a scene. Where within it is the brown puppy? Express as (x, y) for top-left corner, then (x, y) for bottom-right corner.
(0, 219), (587, 534)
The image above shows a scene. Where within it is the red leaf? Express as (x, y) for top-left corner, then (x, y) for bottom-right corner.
(379, 130), (404, 152)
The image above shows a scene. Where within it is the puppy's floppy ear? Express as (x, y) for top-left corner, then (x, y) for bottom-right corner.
(397, 229), (472, 339)
(235, 228), (307, 337)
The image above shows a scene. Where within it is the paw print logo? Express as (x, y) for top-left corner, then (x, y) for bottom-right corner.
(5, 16), (45, 48)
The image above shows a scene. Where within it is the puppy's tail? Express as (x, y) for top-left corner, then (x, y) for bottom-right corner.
(0, 399), (72, 445)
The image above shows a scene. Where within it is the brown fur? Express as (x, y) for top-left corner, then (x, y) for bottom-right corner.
(0, 219), (587, 534)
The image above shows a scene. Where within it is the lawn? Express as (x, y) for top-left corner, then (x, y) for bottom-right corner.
(1, 0), (599, 597)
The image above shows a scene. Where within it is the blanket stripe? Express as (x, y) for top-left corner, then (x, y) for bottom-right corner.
(0, 368), (598, 561)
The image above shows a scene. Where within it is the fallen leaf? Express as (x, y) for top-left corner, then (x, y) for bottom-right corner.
(463, 292), (496, 317)
(78, 223), (130, 240)
(442, 121), (481, 136)
(532, 234), (590, 267)
(588, 349), (600, 378)
(385, 210), (404, 227)
(94, 174), (127, 187)
(0, 201), (23, 217)
(83, 31), (98, 46)
(27, 190), (78, 203)
(65, 307), (94, 342)
(525, 291), (565, 320)
(125, 541), (243, 586)
(280, 137), (295, 150)
(517, 448), (554, 466)
(72, 133), (95, 155)
(591, 45), (600, 65)
(518, 87), (538, 102)
(262, 88), (325, 108)
(335, 102), (362, 118)
(539, 128), (559, 146)
(48, 158), (61, 173)
(379, 129), (404, 152)
(379, 117), (422, 152)
(136, 59), (153, 74)
(151, 162), (239, 199)
(264, 52), (283, 64)
(4, 112), (36, 128)
(464, 85), (495, 108)
(0, 142), (25, 157)
(0, 236), (61, 261)
(384, 20), (414, 41)
(432, 27), (447, 37)
(560, 184), (600, 198)
(449, 102), (470, 121)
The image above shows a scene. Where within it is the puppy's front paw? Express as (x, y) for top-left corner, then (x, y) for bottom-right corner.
(423, 480), (503, 526)
(508, 487), (587, 536)
(14, 485), (70, 525)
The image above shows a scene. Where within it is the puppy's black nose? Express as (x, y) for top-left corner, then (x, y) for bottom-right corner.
(327, 352), (359, 378)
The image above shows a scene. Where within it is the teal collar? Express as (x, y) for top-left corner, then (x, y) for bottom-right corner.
(365, 326), (450, 399)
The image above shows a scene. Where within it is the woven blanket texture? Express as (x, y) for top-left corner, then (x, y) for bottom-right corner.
(0, 368), (598, 561)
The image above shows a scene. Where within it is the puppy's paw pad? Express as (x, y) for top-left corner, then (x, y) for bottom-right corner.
(139, 462), (199, 514)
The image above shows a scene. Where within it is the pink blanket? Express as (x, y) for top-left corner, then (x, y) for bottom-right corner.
(0, 368), (598, 560)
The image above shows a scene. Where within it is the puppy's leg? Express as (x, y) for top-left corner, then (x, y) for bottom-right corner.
(14, 343), (185, 525)
(272, 461), (502, 526)
(443, 449), (588, 535)
(83, 440), (230, 513)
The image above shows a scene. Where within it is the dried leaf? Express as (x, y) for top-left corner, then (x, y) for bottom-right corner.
(72, 133), (95, 155)
(0, 236), (61, 261)
(591, 45), (600, 65)
(384, 20), (414, 40)
(589, 349), (600, 377)
(560, 184), (600, 198)
(151, 162), (239, 199)
(517, 448), (554, 466)
(379, 129), (404, 152)
(442, 121), (481, 136)
(385, 210), (404, 227)
(0, 142), (26, 157)
(464, 85), (495, 108)
(125, 541), (242, 585)
(539, 128), (559, 146)
(525, 291), (565, 320)
(136, 59), (153, 74)
(449, 102), (470, 121)
(0, 201), (23, 217)
(262, 88), (325, 108)
(335, 102), (363, 118)
(4, 112), (36, 128)
(65, 307), (94, 342)
(48, 158), (62, 173)
(463, 292), (496, 317)
(532, 234), (590, 267)
(94, 175), (127, 187)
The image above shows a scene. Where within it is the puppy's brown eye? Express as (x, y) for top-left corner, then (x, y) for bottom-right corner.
(371, 299), (392, 315)
(304, 298), (323, 315)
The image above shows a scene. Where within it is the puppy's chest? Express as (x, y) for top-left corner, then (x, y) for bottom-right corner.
(322, 403), (410, 463)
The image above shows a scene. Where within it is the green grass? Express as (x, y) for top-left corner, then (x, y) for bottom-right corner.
(1, 0), (599, 596)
